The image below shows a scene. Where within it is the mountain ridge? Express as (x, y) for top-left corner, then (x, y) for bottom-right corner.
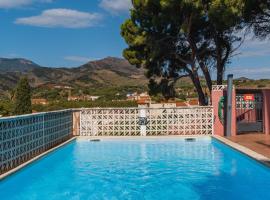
(0, 57), (147, 94)
(0, 58), (41, 72)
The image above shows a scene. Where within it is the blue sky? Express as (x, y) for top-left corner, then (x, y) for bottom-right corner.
(0, 0), (269, 79)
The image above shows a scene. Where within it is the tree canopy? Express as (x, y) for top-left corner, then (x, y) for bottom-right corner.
(121, 0), (243, 105)
(241, 0), (270, 39)
(14, 77), (32, 115)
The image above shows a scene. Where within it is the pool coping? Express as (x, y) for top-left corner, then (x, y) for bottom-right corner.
(212, 135), (270, 168)
(0, 137), (76, 181)
(76, 135), (210, 140)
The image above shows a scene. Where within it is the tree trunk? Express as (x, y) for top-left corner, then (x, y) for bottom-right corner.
(215, 35), (224, 85)
(216, 66), (223, 85)
(199, 62), (212, 93)
(190, 72), (206, 106)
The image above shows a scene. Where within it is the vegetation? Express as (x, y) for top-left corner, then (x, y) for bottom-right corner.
(0, 100), (13, 116)
(121, 0), (243, 105)
(0, 84), (142, 117)
(1, 77), (270, 117)
(121, 0), (270, 105)
(241, 0), (270, 39)
(13, 77), (32, 115)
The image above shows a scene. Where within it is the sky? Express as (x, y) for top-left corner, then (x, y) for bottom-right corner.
(0, 0), (269, 79)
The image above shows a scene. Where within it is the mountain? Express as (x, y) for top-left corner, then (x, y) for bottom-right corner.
(236, 77), (252, 81)
(0, 57), (147, 93)
(0, 58), (40, 73)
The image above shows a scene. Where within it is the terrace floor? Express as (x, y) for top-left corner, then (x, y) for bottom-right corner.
(227, 133), (270, 159)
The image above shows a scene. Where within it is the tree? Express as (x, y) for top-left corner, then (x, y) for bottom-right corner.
(0, 101), (13, 116)
(121, 0), (242, 105)
(14, 77), (32, 115)
(202, 0), (243, 84)
(241, 0), (270, 39)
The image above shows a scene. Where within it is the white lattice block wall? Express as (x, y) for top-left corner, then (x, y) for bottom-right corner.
(146, 107), (213, 135)
(80, 107), (213, 136)
(80, 109), (141, 136)
(0, 110), (73, 175)
(212, 85), (227, 91)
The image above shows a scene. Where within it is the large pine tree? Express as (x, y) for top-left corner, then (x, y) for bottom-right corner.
(14, 77), (32, 115)
(121, 0), (242, 105)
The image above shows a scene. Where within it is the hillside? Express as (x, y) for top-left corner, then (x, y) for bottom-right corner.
(0, 57), (148, 94)
(0, 58), (40, 72)
(1, 57), (269, 100)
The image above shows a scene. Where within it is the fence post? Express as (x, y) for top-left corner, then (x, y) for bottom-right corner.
(42, 113), (45, 151)
(79, 109), (82, 136)
(139, 108), (147, 136)
(226, 74), (233, 137)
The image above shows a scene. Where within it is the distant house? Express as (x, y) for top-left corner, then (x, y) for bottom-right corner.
(149, 103), (177, 108)
(126, 92), (138, 100)
(137, 93), (151, 104)
(138, 98), (199, 108)
(176, 101), (189, 107)
(54, 85), (72, 89)
(127, 95), (136, 101)
(187, 98), (199, 106)
(147, 101), (189, 108)
(85, 95), (100, 101)
(31, 98), (48, 105)
(68, 95), (100, 101)
(68, 96), (83, 101)
(127, 92), (151, 104)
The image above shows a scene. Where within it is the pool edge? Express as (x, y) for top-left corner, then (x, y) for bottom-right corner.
(0, 137), (76, 181)
(212, 135), (270, 168)
(76, 135), (211, 140)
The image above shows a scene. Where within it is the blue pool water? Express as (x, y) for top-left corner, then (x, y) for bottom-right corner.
(1, 138), (270, 200)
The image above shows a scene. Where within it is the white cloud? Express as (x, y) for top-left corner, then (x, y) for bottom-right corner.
(0, 0), (52, 8)
(15, 9), (102, 28)
(100, 0), (132, 14)
(64, 56), (92, 63)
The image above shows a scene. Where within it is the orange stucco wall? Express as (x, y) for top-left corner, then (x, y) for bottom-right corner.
(212, 88), (236, 136)
(212, 89), (225, 136)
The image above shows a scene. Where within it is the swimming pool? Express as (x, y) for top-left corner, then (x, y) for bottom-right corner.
(1, 137), (270, 200)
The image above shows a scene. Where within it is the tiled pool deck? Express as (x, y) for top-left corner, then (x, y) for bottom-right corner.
(227, 134), (270, 159)
(213, 135), (270, 165)
(212, 134), (270, 168)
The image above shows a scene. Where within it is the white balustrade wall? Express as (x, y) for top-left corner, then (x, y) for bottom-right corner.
(0, 110), (73, 175)
(80, 107), (214, 136)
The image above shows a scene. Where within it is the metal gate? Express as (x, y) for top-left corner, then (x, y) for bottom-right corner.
(236, 91), (263, 133)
